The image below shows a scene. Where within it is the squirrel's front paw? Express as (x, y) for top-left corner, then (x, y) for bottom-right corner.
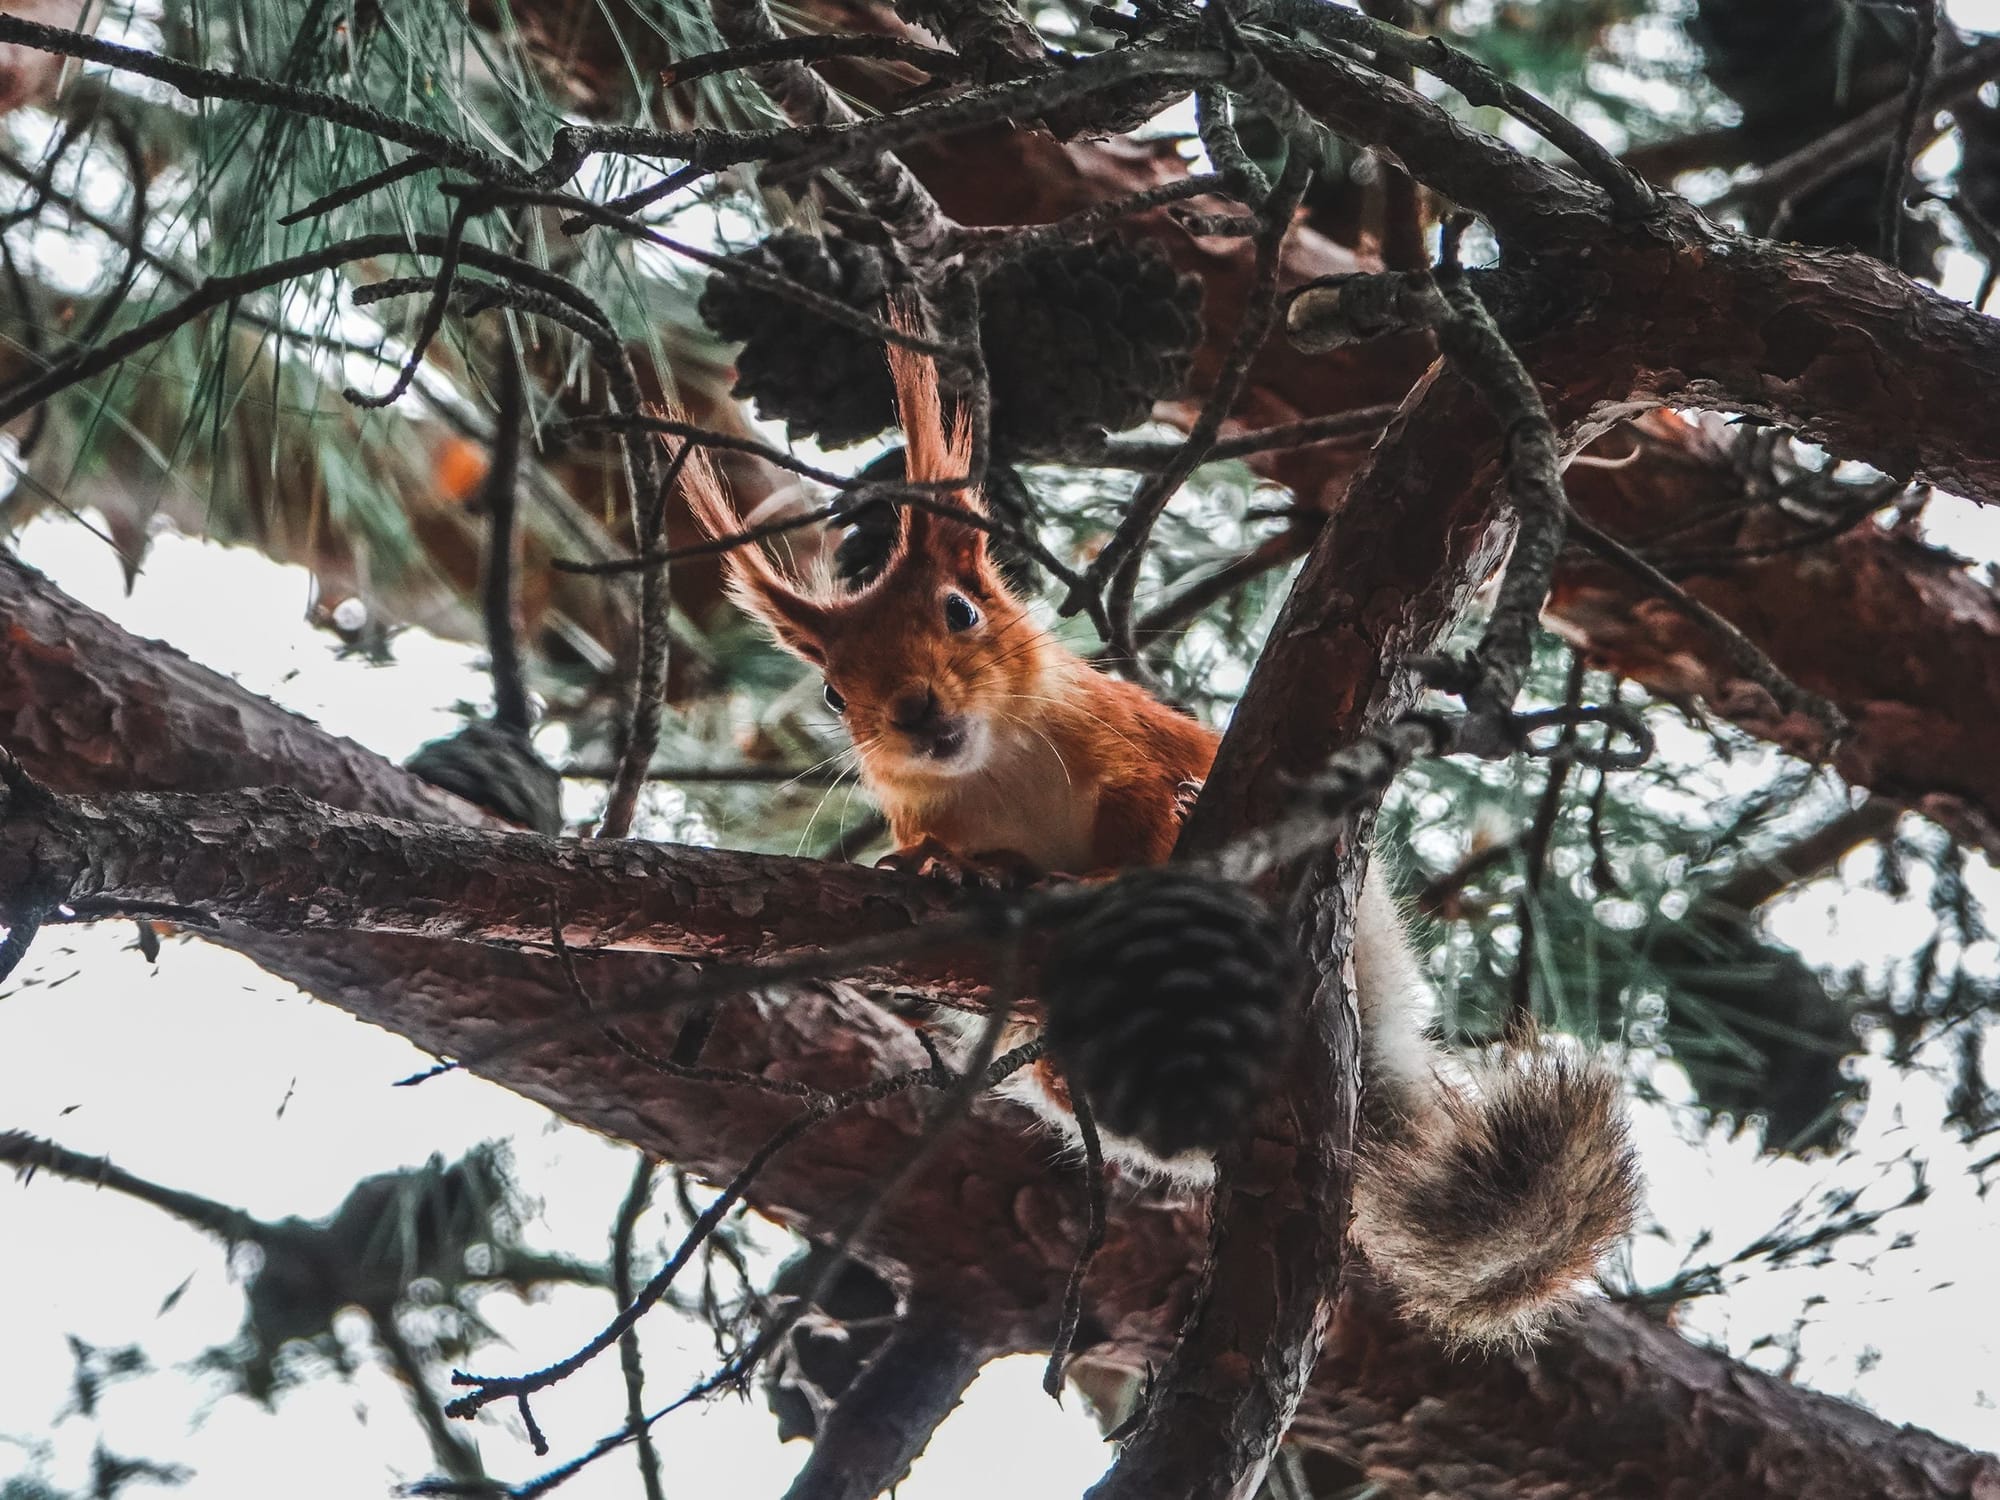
(877, 840), (1041, 891)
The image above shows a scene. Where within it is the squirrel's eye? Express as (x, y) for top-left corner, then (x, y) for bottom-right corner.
(823, 681), (846, 713)
(943, 593), (980, 633)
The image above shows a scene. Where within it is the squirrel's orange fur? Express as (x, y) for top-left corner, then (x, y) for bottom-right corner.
(680, 330), (1640, 1349)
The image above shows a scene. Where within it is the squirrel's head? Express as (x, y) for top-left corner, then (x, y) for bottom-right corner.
(682, 324), (1055, 786)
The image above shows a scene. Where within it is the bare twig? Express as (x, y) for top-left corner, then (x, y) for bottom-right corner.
(556, 762), (846, 786)
(1881, 0), (1941, 265)
(279, 156), (439, 226)
(1511, 651), (1587, 1038)
(481, 333), (533, 737)
(1260, 0), (1657, 218)
(1079, 153), (1313, 659)
(1566, 513), (1848, 748)
(0, 1131), (263, 1243)
(661, 34), (969, 91)
(441, 1017), (1040, 1424)
(1042, 1089), (1107, 1398)
(708, 0), (953, 257)
(1090, 404), (1395, 470)
(552, 505), (841, 577)
(611, 1155), (667, 1500)
(1132, 526), (1314, 651)
(1721, 37), (2000, 226)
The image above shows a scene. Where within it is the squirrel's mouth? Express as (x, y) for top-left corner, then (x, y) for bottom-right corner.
(899, 716), (985, 774)
(916, 721), (967, 761)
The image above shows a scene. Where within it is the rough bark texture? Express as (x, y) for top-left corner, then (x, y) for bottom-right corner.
(1556, 426), (2000, 851)
(1290, 1284), (2000, 1500)
(0, 780), (988, 994)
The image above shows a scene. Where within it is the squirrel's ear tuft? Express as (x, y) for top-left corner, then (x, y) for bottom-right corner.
(883, 303), (985, 583)
(884, 302), (971, 487)
(673, 416), (835, 661)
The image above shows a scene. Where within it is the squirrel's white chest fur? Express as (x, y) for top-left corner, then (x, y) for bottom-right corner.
(902, 718), (1101, 874)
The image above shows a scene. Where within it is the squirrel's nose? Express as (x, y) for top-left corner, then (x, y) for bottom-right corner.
(890, 688), (941, 732)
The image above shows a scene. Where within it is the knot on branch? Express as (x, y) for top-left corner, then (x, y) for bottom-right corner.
(1283, 270), (1447, 353)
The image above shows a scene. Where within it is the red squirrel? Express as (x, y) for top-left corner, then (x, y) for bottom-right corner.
(681, 336), (1639, 1348)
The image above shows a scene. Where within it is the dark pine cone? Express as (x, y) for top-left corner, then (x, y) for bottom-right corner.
(406, 721), (563, 835)
(698, 230), (910, 448)
(699, 233), (1203, 454)
(977, 238), (1202, 453)
(833, 448), (1043, 596)
(1042, 869), (1298, 1161)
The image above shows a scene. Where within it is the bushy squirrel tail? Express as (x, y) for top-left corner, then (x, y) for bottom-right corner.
(1350, 877), (1641, 1349)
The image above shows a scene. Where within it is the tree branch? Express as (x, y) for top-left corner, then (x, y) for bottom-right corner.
(4, 505), (1996, 1498)
(0, 778), (992, 1000)
(779, 1310), (985, 1500)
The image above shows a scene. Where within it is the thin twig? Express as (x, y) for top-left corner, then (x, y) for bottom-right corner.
(0, 13), (519, 183)
(1259, 0), (1658, 216)
(0, 232), (617, 427)
(556, 412), (852, 490)
(611, 1155), (667, 1500)
(1132, 526), (1313, 649)
(1080, 153), (1313, 659)
(962, 172), (1238, 261)
(661, 34), (967, 90)
(442, 1025), (1042, 1424)
(1511, 652), (1586, 1038)
(1090, 404), (1395, 470)
(1566, 512), (1848, 748)
(1881, 0), (1941, 265)
(1720, 37), (2000, 224)
(552, 505), (841, 577)
(1043, 1088), (1107, 1399)
(556, 762), (846, 786)
(481, 332), (533, 737)
(707, 0), (952, 255)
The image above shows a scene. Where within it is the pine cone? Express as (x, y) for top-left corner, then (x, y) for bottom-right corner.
(978, 239), (1202, 453)
(699, 233), (1203, 454)
(833, 449), (1043, 595)
(1042, 870), (1298, 1161)
(698, 231), (909, 448)
(407, 721), (563, 835)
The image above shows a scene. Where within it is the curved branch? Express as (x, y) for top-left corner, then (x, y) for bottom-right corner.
(779, 1311), (985, 1500)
